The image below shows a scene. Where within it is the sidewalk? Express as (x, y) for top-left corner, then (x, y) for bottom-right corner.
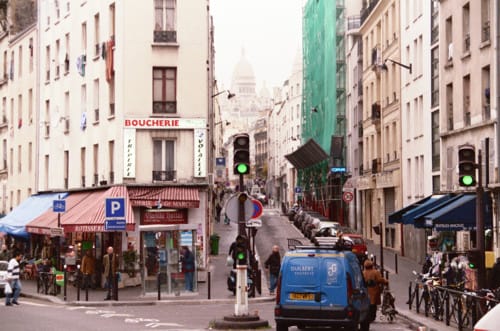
(20, 216), (270, 306)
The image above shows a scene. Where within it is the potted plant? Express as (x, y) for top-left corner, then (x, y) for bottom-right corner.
(122, 250), (138, 277)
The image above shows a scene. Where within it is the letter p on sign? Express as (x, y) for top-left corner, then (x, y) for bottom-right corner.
(105, 197), (126, 220)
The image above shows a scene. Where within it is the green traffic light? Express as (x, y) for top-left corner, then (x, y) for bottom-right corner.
(468, 262), (476, 269)
(236, 163), (248, 174)
(461, 175), (474, 186)
(236, 252), (245, 260)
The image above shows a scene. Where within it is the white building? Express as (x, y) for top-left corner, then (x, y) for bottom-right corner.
(0, 0), (213, 295)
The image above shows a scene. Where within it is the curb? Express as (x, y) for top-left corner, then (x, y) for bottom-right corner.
(22, 292), (276, 307)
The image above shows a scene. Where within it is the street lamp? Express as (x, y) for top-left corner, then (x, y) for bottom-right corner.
(215, 120), (230, 126)
(380, 58), (412, 74)
(212, 90), (236, 99)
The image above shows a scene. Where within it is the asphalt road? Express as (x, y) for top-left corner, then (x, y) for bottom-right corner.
(0, 297), (418, 331)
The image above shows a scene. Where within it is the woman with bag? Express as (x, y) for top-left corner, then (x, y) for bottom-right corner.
(363, 259), (388, 322)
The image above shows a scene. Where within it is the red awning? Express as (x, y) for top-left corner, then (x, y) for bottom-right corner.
(128, 186), (200, 209)
(62, 185), (135, 232)
(25, 191), (94, 235)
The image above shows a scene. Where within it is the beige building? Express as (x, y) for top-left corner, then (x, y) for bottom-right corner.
(0, 0), (213, 295)
(359, 0), (402, 251)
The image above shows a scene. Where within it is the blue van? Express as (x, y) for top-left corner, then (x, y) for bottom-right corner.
(274, 244), (371, 331)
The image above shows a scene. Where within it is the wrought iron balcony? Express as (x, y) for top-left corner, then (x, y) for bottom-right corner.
(153, 170), (176, 182)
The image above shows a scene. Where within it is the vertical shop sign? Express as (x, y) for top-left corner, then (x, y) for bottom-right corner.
(123, 128), (136, 178)
(193, 128), (207, 177)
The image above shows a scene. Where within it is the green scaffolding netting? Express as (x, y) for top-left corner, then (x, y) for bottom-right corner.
(300, 0), (345, 188)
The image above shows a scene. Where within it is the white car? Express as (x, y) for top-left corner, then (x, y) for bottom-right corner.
(474, 302), (500, 331)
(0, 260), (8, 292)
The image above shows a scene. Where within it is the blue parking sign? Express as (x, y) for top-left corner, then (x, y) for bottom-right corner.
(105, 197), (125, 220)
(53, 200), (66, 213)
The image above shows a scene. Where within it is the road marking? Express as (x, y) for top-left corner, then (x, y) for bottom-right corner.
(145, 322), (183, 328)
(101, 313), (134, 318)
(85, 309), (115, 315)
(125, 318), (160, 323)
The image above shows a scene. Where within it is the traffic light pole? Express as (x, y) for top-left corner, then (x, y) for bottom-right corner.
(238, 174), (246, 236)
(476, 150), (485, 290)
(235, 173), (249, 316)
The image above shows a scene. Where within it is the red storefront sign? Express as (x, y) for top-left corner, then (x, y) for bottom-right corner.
(141, 209), (188, 225)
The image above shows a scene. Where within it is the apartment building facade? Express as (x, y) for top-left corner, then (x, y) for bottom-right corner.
(358, 0), (403, 251)
(1, 0), (213, 294)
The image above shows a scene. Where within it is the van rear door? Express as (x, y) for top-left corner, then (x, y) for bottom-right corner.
(280, 254), (321, 309)
(319, 253), (347, 308)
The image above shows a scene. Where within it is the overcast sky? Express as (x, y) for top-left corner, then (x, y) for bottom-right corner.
(211, 0), (304, 90)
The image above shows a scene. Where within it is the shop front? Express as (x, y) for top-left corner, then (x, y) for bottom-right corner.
(139, 209), (199, 295)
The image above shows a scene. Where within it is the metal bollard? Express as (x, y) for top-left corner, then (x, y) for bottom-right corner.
(207, 271), (211, 300)
(395, 254), (398, 274)
(63, 264), (67, 301)
(157, 272), (161, 301)
(114, 272), (119, 301)
(76, 265), (81, 301)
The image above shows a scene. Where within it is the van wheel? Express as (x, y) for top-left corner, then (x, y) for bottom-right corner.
(359, 320), (370, 331)
(276, 322), (288, 331)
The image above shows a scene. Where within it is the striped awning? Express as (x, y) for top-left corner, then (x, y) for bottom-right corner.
(128, 186), (200, 209)
(25, 191), (94, 235)
(61, 185), (135, 232)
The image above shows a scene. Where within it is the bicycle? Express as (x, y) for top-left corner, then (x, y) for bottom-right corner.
(380, 284), (397, 322)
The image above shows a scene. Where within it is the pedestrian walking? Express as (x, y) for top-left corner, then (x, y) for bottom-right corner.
(180, 246), (195, 292)
(5, 250), (23, 306)
(81, 250), (96, 289)
(363, 259), (388, 322)
(102, 246), (118, 300)
(215, 202), (222, 223)
(264, 245), (281, 295)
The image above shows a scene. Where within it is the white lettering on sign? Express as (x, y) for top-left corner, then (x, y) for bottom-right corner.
(193, 128), (207, 178)
(123, 128), (136, 178)
(111, 201), (121, 214)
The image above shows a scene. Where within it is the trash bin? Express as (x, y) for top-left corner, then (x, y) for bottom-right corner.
(210, 234), (220, 255)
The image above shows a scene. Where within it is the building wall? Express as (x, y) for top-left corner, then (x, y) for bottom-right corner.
(37, 0), (209, 190)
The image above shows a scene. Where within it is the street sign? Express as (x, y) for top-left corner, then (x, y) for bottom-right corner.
(294, 186), (302, 193)
(343, 178), (354, 192)
(331, 167), (346, 173)
(215, 157), (226, 167)
(246, 218), (262, 228)
(50, 227), (64, 237)
(105, 197), (125, 220)
(53, 200), (66, 213)
(251, 199), (263, 219)
(105, 219), (126, 231)
(342, 191), (354, 203)
(224, 194), (254, 223)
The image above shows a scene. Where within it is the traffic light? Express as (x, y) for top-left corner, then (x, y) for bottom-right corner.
(235, 236), (248, 265)
(467, 249), (480, 269)
(233, 134), (250, 175)
(458, 144), (476, 187)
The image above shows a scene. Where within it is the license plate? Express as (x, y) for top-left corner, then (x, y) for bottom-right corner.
(289, 292), (314, 300)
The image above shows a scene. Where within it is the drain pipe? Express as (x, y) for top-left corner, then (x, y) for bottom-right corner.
(496, 1), (500, 258)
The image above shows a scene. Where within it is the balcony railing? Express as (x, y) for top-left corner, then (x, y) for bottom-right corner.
(152, 170), (176, 182)
(153, 101), (176, 114)
(347, 15), (360, 31)
(360, 0), (380, 25)
(482, 21), (490, 42)
(154, 30), (177, 43)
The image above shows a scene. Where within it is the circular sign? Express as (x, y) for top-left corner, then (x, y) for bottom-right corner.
(251, 199), (263, 219)
(342, 191), (354, 203)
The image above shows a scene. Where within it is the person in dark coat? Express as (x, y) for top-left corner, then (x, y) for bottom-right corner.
(181, 246), (195, 292)
(264, 245), (281, 295)
(492, 257), (500, 289)
(363, 259), (388, 322)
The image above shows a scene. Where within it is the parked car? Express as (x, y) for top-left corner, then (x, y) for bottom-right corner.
(473, 301), (500, 331)
(342, 233), (368, 264)
(310, 221), (340, 239)
(0, 260), (8, 296)
(275, 242), (371, 331)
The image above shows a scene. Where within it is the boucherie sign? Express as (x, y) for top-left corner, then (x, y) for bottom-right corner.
(142, 209), (188, 225)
